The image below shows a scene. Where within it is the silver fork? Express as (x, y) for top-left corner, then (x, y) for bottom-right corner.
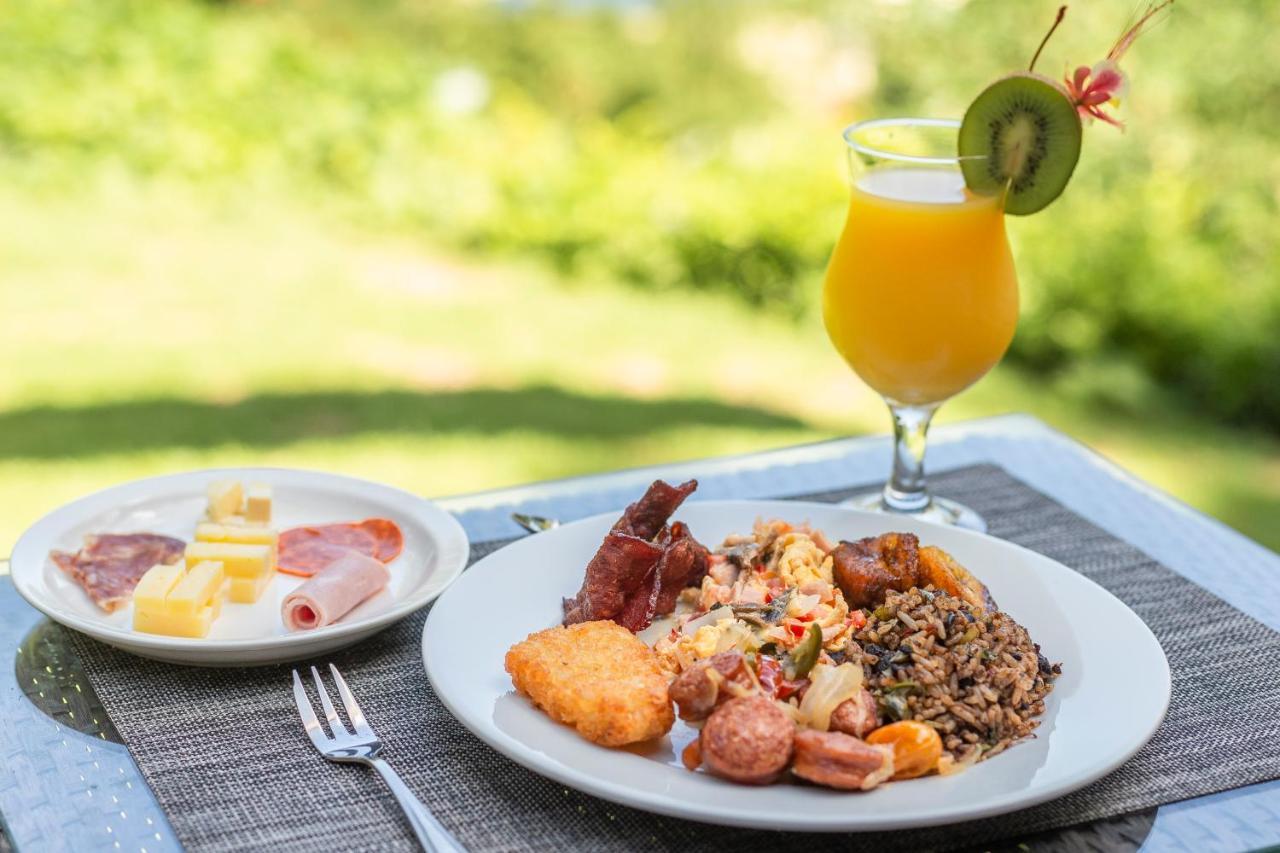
(291, 664), (466, 853)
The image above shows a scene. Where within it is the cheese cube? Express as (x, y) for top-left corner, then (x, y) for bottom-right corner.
(196, 523), (278, 550)
(207, 480), (243, 522)
(227, 571), (274, 604)
(195, 522), (226, 542)
(166, 561), (225, 616)
(185, 542), (273, 579)
(132, 563), (185, 612)
(133, 606), (217, 639)
(132, 561), (224, 638)
(224, 525), (277, 567)
(245, 483), (272, 525)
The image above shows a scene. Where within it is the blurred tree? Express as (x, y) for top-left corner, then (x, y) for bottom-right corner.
(0, 0), (1276, 427)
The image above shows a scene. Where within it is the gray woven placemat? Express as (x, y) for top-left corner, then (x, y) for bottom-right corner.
(66, 464), (1280, 852)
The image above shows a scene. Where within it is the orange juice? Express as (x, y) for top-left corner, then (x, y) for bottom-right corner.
(822, 167), (1018, 405)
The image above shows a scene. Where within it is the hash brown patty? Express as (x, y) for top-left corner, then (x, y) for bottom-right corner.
(505, 620), (674, 746)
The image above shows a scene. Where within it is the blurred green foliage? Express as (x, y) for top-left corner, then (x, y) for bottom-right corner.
(1, 0), (1276, 426)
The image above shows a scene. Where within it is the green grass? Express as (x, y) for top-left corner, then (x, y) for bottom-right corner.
(1, 188), (1277, 557)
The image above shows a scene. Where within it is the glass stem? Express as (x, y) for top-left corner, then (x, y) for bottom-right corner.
(881, 402), (939, 514)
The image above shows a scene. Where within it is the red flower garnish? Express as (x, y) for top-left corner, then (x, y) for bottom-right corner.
(1065, 61), (1128, 128)
(1063, 1), (1173, 130)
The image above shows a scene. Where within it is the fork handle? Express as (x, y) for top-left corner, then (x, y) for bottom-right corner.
(368, 757), (467, 853)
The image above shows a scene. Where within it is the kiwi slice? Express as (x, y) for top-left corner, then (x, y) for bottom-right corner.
(959, 73), (1082, 215)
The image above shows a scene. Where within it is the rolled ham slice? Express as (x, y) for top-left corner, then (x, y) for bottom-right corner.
(282, 549), (391, 632)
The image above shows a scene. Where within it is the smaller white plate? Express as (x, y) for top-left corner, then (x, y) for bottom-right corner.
(12, 468), (469, 666)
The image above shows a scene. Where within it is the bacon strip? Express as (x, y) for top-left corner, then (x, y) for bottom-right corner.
(653, 522), (710, 615)
(563, 480), (707, 631)
(615, 522), (712, 631)
(613, 479), (697, 540)
(562, 533), (663, 624)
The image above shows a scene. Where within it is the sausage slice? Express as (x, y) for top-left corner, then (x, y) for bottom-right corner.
(828, 688), (880, 738)
(668, 651), (754, 721)
(699, 695), (794, 785)
(792, 729), (895, 791)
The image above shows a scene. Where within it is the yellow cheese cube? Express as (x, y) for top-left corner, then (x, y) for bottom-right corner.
(133, 605), (217, 638)
(222, 525), (278, 567)
(185, 542), (273, 579)
(245, 483), (272, 525)
(196, 523), (278, 548)
(132, 563), (185, 612)
(132, 560), (228, 638)
(195, 522), (226, 542)
(227, 571), (274, 604)
(166, 560), (225, 616)
(206, 480), (243, 522)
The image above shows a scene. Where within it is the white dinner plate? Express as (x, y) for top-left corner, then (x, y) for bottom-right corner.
(12, 467), (468, 666)
(423, 499), (1170, 832)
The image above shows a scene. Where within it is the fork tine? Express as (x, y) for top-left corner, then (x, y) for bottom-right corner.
(329, 664), (375, 737)
(291, 670), (331, 751)
(310, 665), (351, 737)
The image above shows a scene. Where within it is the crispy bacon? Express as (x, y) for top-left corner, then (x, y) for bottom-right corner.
(562, 533), (663, 624)
(652, 522), (710, 616)
(615, 524), (710, 632)
(563, 480), (707, 631)
(612, 479), (697, 541)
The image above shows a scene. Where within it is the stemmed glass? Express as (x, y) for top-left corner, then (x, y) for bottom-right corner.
(822, 118), (1018, 532)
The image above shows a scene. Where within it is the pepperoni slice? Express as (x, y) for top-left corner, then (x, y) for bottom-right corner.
(277, 519), (405, 577)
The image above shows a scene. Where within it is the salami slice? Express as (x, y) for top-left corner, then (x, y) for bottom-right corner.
(51, 533), (187, 612)
(277, 519), (404, 577)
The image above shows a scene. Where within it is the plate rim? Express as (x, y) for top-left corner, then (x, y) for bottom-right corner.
(11, 466), (470, 654)
(422, 498), (1172, 831)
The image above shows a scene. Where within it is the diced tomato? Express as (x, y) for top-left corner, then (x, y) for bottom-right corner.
(756, 655), (782, 695)
(756, 656), (807, 701)
(777, 677), (808, 701)
(787, 622), (806, 638)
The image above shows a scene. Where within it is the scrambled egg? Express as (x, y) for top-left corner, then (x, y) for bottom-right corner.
(774, 533), (834, 587)
(690, 621), (726, 658)
(657, 617), (741, 672)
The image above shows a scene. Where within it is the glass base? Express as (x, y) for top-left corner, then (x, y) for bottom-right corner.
(839, 491), (988, 533)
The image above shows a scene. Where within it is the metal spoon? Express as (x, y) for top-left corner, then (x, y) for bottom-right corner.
(511, 512), (560, 534)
